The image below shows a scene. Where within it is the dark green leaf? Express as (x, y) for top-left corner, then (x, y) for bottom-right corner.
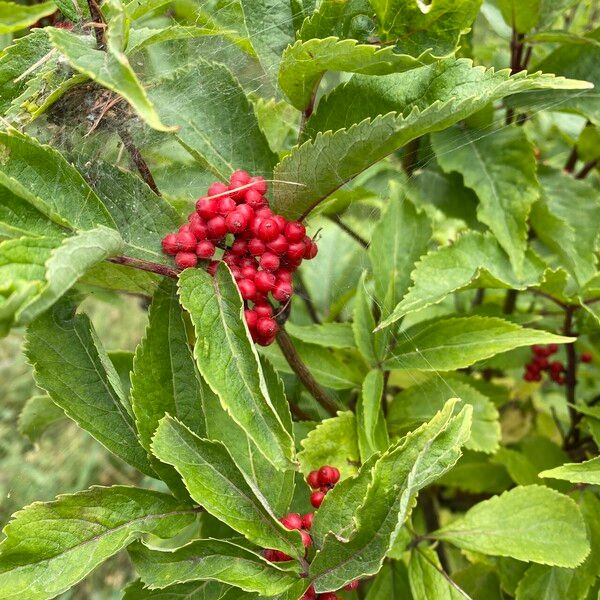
(357, 369), (389, 461)
(18, 395), (65, 441)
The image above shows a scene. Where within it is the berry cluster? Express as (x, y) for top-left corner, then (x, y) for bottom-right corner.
(161, 171), (318, 346)
(523, 344), (565, 384)
(262, 465), (359, 599)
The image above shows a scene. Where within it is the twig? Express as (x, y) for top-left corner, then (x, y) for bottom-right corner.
(327, 215), (369, 249)
(276, 327), (337, 416)
(86, 0), (106, 49)
(576, 159), (598, 180)
(472, 288), (485, 308)
(563, 306), (581, 449)
(119, 129), (161, 196)
(108, 255), (179, 278)
(402, 137), (421, 176)
(503, 289), (518, 314)
(564, 146), (579, 173)
(294, 272), (321, 324)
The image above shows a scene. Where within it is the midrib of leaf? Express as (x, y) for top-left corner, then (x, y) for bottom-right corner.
(2, 507), (196, 572)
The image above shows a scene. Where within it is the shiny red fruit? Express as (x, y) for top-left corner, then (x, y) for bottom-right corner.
(207, 181), (229, 197)
(267, 235), (289, 255)
(344, 580), (360, 591)
(318, 466), (340, 486)
(300, 529), (312, 548)
(238, 279), (257, 301)
(244, 309), (258, 330)
(196, 240), (215, 259)
(260, 252), (280, 273)
(176, 231), (197, 252)
(226, 210), (249, 234)
(254, 303), (273, 318)
(300, 585), (316, 600)
(175, 252), (197, 269)
(189, 215), (208, 240)
(284, 221), (306, 242)
(248, 238), (267, 256)
(256, 317), (277, 338)
(258, 218), (281, 242)
(307, 470), (320, 489)
(301, 512), (314, 530)
(230, 239), (248, 255)
(207, 216), (228, 239)
(581, 352), (593, 363)
(304, 241), (318, 260)
(162, 233), (178, 255)
(286, 241), (306, 261)
(280, 513), (303, 530)
(249, 176), (268, 195)
(218, 196), (236, 215)
(310, 491), (326, 508)
(319, 592), (338, 599)
(196, 197), (219, 220)
(245, 189), (265, 208)
(273, 280), (293, 302)
(255, 271), (276, 293)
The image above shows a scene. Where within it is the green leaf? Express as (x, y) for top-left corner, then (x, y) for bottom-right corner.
(0, 1), (56, 33)
(0, 130), (115, 231)
(279, 37), (436, 111)
(53, 0), (89, 22)
(297, 411), (360, 480)
(126, 25), (233, 55)
(377, 233), (544, 328)
(365, 560), (413, 599)
(497, 0), (539, 33)
(239, 0), (295, 84)
(368, 0), (480, 53)
(437, 451), (512, 494)
(431, 126), (539, 273)
(123, 580), (252, 600)
(0, 486), (196, 600)
(285, 322), (356, 348)
(273, 60), (589, 219)
(388, 376), (500, 454)
(353, 273), (386, 366)
(25, 299), (155, 476)
(16, 226), (124, 325)
(79, 261), (160, 296)
(369, 191), (431, 315)
(383, 316), (573, 371)
(18, 395), (65, 441)
(309, 400), (472, 592)
(150, 416), (304, 559)
(129, 539), (298, 594)
(297, 0), (350, 40)
(357, 369), (389, 461)
(178, 266), (294, 470)
(435, 485), (590, 567)
(77, 160), (181, 264)
(47, 28), (173, 132)
(531, 167), (600, 287)
(409, 546), (470, 600)
(540, 456), (600, 485)
(452, 563), (503, 600)
(148, 60), (277, 180)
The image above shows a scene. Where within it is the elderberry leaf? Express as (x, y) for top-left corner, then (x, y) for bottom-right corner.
(408, 546), (471, 600)
(178, 266), (295, 470)
(0, 1), (56, 33)
(151, 416), (305, 559)
(496, 0), (540, 33)
(531, 167), (600, 288)
(278, 37), (437, 111)
(18, 394), (66, 442)
(388, 375), (500, 454)
(309, 399), (472, 592)
(368, 190), (431, 316)
(431, 126), (539, 274)
(368, 0), (480, 53)
(0, 130), (115, 231)
(126, 25), (233, 55)
(435, 486), (590, 567)
(357, 369), (389, 461)
(53, 0), (89, 22)
(539, 456), (600, 485)
(353, 273), (387, 366)
(285, 321), (356, 348)
(365, 560), (413, 599)
(378, 232), (545, 329)
(383, 316), (574, 371)
(123, 579), (255, 600)
(0, 486), (196, 600)
(274, 60), (590, 219)
(47, 28), (174, 132)
(25, 298), (155, 476)
(129, 539), (299, 594)
(148, 60), (277, 181)
(297, 411), (360, 480)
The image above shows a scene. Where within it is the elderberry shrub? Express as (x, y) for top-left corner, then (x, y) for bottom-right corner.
(161, 170), (318, 346)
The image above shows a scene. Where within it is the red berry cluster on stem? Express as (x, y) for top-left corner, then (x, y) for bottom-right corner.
(161, 170), (318, 346)
(261, 465), (359, 599)
(523, 344), (565, 384)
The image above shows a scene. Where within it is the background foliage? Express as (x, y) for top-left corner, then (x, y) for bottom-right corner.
(0, 0), (599, 598)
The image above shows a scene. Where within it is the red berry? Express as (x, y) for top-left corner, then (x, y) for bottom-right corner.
(239, 256), (258, 268)
(319, 593), (338, 600)
(230, 239), (248, 255)
(344, 580), (360, 591)
(310, 490), (326, 508)
(524, 372), (534, 382)
(255, 271), (276, 293)
(256, 317), (278, 338)
(226, 210), (249, 233)
(256, 332), (276, 346)
(548, 344), (559, 354)
(238, 279), (256, 301)
(231, 266), (242, 280)
(175, 252), (197, 269)
(307, 470), (320, 489)
(254, 303), (273, 318)
(244, 309), (258, 330)
(273, 214), (287, 231)
(286, 241), (306, 261)
(260, 252), (280, 272)
(263, 549), (277, 562)
(258, 218), (281, 242)
(280, 513), (303, 530)
(241, 265), (258, 280)
(248, 238), (267, 256)
(196, 240), (215, 259)
(271, 550), (292, 562)
(304, 240), (318, 260)
(550, 361), (563, 373)
(300, 585), (316, 600)
(189, 216), (208, 240)
(218, 196), (236, 215)
(176, 231), (197, 252)
(532, 345), (545, 356)
(255, 207), (273, 220)
(300, 529), (312, 548)
(318, 466), (340, 486)
(273, 280), (293, 302)
(179, 224), (192, 234)
(207, 216), (228, 239)
(301, 513), (314, 530)
(208, 181), (229, 197)
(276, 269), (293, 283)
(267, 235), (289, 255)
(162, 233), (178, 255)
(284, 221), (306, 243)
(237, 202), (255, 220)
(249, 176), (268, 195)
(581, 352), (593, 363)
(534, 356), (549, 369)
(230, 169), (250, 186)
(245, 189), (265, 208)
(207, 260), (219, 275)
(196, 196), (219, 220)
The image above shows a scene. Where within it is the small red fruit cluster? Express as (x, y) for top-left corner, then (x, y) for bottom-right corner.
(263, 465), (359, 600)
(161, 171), (318, 346)
(524, 344), (565, 384)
